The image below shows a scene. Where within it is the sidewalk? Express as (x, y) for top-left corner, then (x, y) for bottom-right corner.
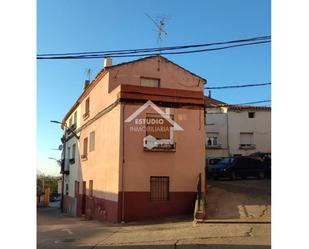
(37, 208), (270, 249)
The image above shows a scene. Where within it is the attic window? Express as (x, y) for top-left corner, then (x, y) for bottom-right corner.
(248, 112), (255, 118)
(141, 77), (159, 88)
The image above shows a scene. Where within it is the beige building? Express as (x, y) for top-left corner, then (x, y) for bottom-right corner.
(205, 97), (271, 158)
(60, 55), (206, 222)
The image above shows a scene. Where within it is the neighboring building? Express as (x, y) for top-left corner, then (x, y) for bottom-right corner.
(61, 104), (82, 216)
(60, 55), (206, 222)
(205, 97), (271, 158)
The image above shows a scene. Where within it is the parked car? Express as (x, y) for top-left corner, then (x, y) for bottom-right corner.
(208, 156), (266, 180)
(249, 152), (271, 178)
(206, 157), (223, 178)
(49, 195), (60, 202)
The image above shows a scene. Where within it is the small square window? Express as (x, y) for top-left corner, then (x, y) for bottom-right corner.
(248, 112), (255, 118)
(141, 77), (160, 88)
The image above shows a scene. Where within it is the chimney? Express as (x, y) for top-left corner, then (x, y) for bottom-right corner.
(104, 57), (112, 67)
(84, 80), (90, 90)
(208, 90), (212, 98)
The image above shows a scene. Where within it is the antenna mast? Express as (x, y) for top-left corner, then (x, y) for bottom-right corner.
(85, 68), (91, 81)
(145, 13), (168, 54)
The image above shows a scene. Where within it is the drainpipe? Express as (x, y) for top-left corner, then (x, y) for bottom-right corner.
(226, 111), (230, 156)
(121, 104), (125, 223)
(61, 133), (66, 213)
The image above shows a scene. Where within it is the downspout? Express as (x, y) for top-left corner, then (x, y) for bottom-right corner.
(226, 110), (230, 156)
(121, 103), (125, 223)
(61, 131), (66, 213)
(203, 102), (207, 196)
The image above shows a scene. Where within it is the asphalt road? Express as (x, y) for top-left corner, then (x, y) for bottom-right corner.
(206, 179), (271, 221)
(37, 180), (271, 249)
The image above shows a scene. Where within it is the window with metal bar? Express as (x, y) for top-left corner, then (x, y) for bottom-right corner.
(150, 176), (169, 201)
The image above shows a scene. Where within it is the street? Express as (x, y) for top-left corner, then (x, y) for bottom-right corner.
(37, 180), (271, 249)
(206, 179), (271, 221)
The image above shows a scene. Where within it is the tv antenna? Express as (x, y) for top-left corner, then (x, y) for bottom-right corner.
(85, 68), (91, 81)
(145, 13), (169, 47)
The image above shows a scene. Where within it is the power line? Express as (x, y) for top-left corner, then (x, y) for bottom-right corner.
(232, 100), (271, 105)
(205, 82), (271, 89)
(37, 36), (271, 60)
(38, 41), (270, 60)
(37, 35), (270, 57)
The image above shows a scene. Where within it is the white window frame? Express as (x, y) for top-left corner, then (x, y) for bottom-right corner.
(207, 132), (220, 147)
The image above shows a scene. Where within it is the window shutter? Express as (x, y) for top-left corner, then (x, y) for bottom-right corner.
(72, 144), (76, 160)
(89, 131), (95, 151)
(240, 133), (253, 145)
(83, 137), (88, 155)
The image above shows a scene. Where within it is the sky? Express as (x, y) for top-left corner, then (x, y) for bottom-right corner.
(37, 0), (271, 176)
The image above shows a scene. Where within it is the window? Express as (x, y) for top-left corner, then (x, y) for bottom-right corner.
(150, 176), (169, 201)
(74, 181), (79, 197)
(67, 146), (71, 159)
(141, 77), (160, 88)
(82, 137), (88, 158)
(146, 113), (172, 140)
(89, 180), (93, 197)
(73, 111), (77, 125)
(207, 132), (220, 147)
(240, 132), (254, 147)
(248, 112), (255, 118)
(69, 117), (72, 127)
(84, 97), (90, 119)
(89, 131), (95, 152)
(65, 184), (69, 195)
(71, 144), (76, 160)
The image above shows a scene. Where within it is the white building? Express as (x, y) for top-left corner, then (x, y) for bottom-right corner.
(205, 97), (271, 158)
(60, 101), (82, 216)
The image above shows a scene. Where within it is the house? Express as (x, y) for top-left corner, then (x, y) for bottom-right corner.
(60, 55), (206, 222)
(205, 96), (271, 158)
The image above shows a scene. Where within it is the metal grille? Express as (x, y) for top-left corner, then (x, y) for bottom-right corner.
(150, 176), (169, 201)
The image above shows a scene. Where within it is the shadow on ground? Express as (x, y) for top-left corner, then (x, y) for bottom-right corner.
(206, 179), (271, 220)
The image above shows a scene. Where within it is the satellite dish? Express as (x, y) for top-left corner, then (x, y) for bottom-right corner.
(58, 145), (63, 150)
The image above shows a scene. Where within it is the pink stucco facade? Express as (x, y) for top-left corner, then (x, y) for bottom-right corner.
(62, 56), (206, 222)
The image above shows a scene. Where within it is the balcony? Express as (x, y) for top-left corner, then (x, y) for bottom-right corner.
(143, 137), (176, 152)
(239, 144), (256, 150)
(67, 123), (77, 134)
(206, 144), (222, 149)
(60, 159), (70, 175)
